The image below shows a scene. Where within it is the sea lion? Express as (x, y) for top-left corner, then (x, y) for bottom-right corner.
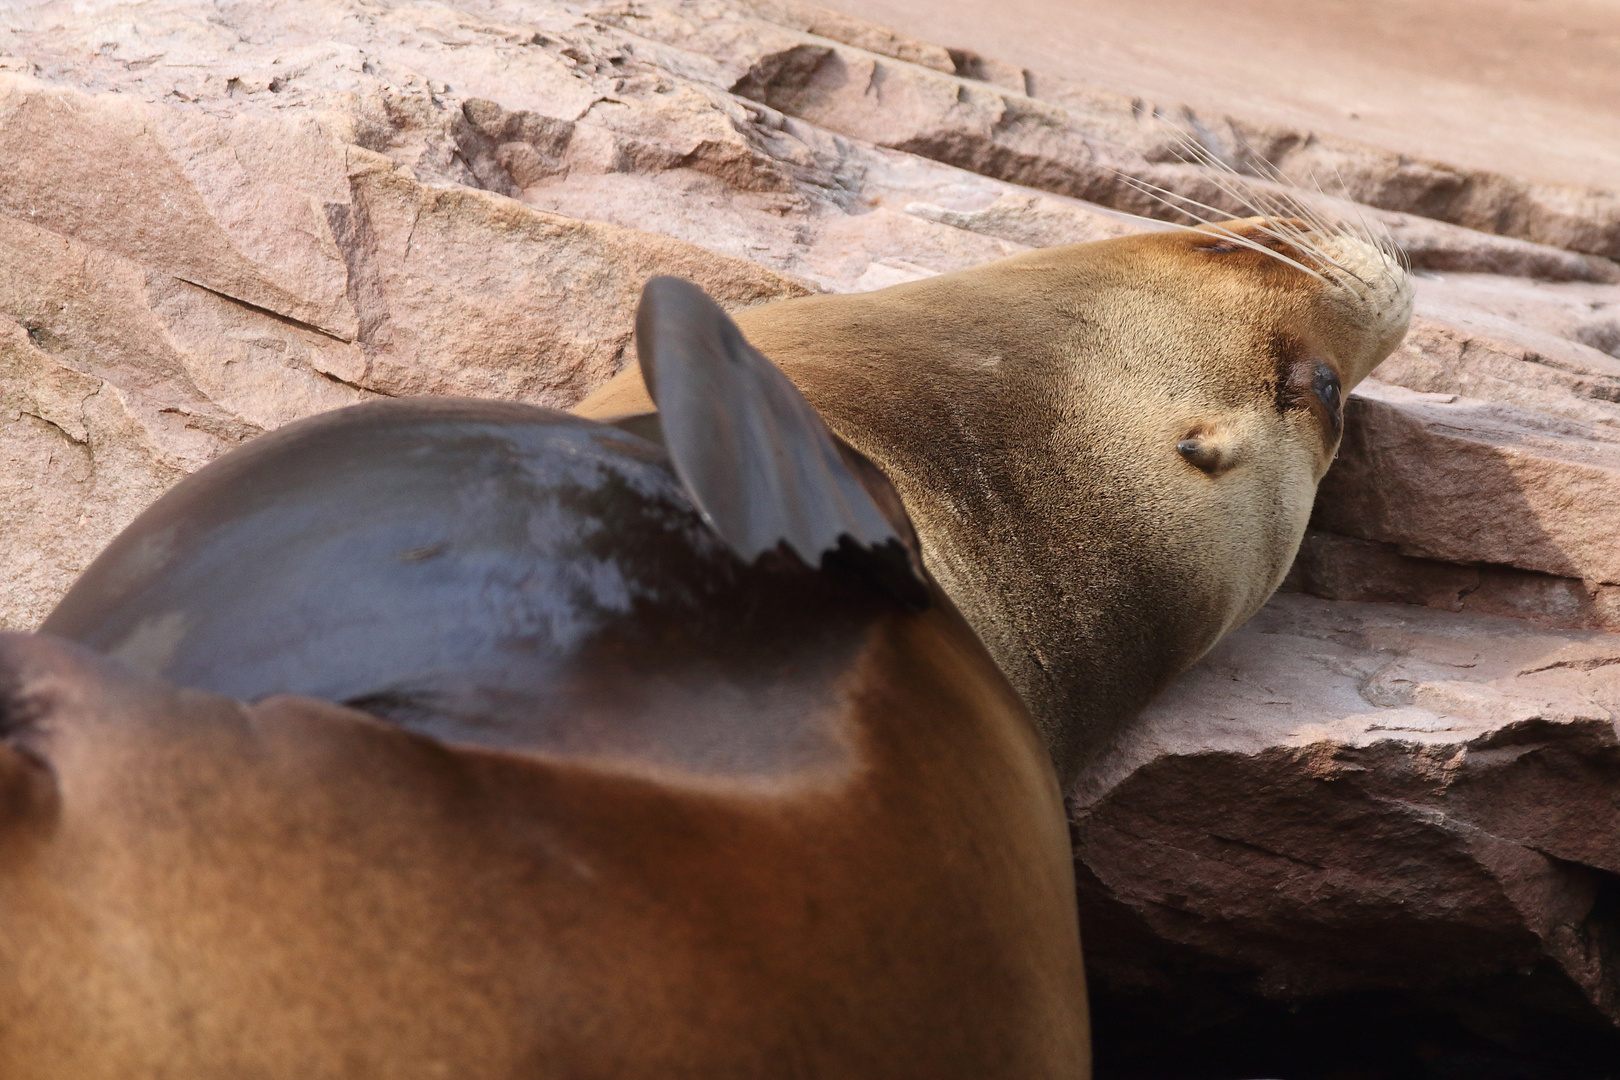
(5, 280), (1089, 1078)
(576, 218), (1414, 785)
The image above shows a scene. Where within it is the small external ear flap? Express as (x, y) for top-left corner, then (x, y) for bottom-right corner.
(636, 276), (928, 607)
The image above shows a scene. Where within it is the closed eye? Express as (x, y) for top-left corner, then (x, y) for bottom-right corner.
(1271, 335), (1344, 447)
(1310, 363), (1342, 433)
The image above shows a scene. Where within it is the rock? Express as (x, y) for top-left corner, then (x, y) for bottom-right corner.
(0, 320), (199, 633)
(1072, 592), (1620, 1066)
(5, 0), (1620, 1071)
(1194, 113), (1620, 263)
(701, 0), (1620, 260)
(1316, 377), (1620, 585)
(902, 191), (1142, 250)
(1383, 293), (1620, 428)
(0, 67), (803, 402)
(1285, 529), (1620, 635)
(1307, 271), (1620, 608)
(817, 0), (1620, 259)
(0, 38), (804, 630)
(943, 47), (1029, 96)
(1379, 213), (1620, 284)
(743, 0), (957, 73)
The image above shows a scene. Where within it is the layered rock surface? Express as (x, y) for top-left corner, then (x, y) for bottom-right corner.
(820, 0), (1620, 231)
(3, 0), (1619, 1075)
(1075, 594), (1620, 1076)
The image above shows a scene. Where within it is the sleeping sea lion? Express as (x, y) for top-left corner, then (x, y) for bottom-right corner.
(4, 280), (1090, 1078)
(576, 218), (1414, 785)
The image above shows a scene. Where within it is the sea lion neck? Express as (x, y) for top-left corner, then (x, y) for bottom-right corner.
(732, 257), (1087, 466)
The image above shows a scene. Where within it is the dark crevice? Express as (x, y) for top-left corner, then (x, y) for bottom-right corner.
(176, 278), (354, 344)
(311, 366), (388, 396)
(19, 407), (89, 446)
(1090, 973), (1620, 1080)
(1080, 858), (1620, 1079)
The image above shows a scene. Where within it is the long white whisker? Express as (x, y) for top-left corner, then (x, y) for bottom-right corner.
(1312, 161), (1404, 287)
(1116, 176), (1334, 285)
(1161, 128), (1340, 249)
(1152, 121), (1403, 293)
(1079, 116), (1412, 300)
(1149, 151), (1359, 287)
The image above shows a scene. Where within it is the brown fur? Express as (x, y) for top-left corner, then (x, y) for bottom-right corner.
(0, 606), (1089, 1076)
(577, 221), (1412, 785)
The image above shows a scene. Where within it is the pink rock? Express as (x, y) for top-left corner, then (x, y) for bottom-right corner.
(1074, 592), (1620, 1019)
(1315, 378), (1620, 584)
(818, 0), (1620, 257)
(1285, 529), (1620, 634)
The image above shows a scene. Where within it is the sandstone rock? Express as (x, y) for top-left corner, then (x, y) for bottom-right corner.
(698, 0), (1620, 261)
(902, 191), (1142, 250)
(703, 7), (1620, 277)
(5, 0), (1620, 1072)
(1301, 275), (1620, 627)
(1302, 269), (1620, 611)
(9, 0), (1603, 303)
(1316, 378), (1620, 585)
(0, 321), (200, 633)
(0, 66), (803, 406)
(1072, 592), (1620, 1065)
(1142, 106), (1620, 263)
(1380, 213), (1620, 285)
(0, 19), (807, 630)
(1388, 292), (1620, 427)
(819, 0), (1620, 258)
(2, 0), (1162, 298)
(742, 0), (956, 73)
(1285, 529), (1620, 636)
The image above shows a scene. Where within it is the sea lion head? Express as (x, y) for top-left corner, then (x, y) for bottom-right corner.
(1059, 216), (1412, 636)
(717, 215), (1414, 785)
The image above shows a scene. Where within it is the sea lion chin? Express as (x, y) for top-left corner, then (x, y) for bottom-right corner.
(576, 218), (1415, 786)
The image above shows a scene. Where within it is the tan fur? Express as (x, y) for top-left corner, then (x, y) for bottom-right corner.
(577, 221), (1413, 785)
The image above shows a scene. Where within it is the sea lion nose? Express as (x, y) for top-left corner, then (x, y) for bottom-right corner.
(1177, 427), (1238, 476)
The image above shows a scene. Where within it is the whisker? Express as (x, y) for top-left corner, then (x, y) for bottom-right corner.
(1145, 120), (1406, 295)
(1128, 164), (1351, 287)
(1115, 176), (1335, 285)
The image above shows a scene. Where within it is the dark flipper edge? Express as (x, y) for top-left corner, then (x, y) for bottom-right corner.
(635, 277), (927, 605)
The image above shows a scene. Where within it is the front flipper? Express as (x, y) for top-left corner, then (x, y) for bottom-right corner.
(636, 276), (927, 606)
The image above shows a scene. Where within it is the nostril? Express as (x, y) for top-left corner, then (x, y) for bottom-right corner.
(1178, 437), (1227, 474)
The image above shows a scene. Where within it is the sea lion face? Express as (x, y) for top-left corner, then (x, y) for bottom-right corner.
(717, 217), (1414, 784)
(1046, 219), (1412, 647)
